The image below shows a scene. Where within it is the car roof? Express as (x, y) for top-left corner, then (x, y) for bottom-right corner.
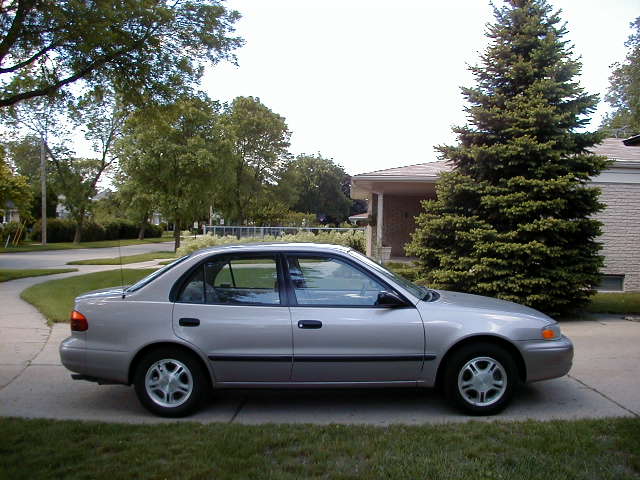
(190, 242), (353, 257)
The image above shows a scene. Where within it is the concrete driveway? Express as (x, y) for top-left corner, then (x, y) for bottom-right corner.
(0, 251), (638, 424)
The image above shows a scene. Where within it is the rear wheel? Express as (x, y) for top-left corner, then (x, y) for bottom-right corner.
(443, 343), (517, 415)
(134, 347), (207, 417)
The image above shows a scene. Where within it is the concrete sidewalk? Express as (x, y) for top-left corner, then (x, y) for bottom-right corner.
(0, 266), (638, 424)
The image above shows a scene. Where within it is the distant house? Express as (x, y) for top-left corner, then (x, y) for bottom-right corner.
(1, 201), (21, 224)
(351, 137), (640, 292)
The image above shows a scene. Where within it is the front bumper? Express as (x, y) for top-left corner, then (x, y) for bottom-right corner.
(519, 335), (574, 383)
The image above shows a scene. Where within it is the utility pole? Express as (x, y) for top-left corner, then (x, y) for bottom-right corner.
(40, 137), (47, 245)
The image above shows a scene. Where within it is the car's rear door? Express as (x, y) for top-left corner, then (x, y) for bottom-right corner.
(172, 253), (293, 383)
(286, 254), (425, 383)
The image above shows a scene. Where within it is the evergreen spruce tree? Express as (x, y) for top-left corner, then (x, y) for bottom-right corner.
(406, 0), (608, 316)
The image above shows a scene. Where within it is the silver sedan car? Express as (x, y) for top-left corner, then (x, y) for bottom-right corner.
(60, 243), (573, 417)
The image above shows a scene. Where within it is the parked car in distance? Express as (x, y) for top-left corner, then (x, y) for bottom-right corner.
(60, 243), (573, 417)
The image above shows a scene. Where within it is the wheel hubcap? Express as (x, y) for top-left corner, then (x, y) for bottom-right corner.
(145, 359), (193, 408)
(457, 356), (507, 407)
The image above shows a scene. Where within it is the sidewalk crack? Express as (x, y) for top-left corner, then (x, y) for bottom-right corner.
(568, 374), (639, 418)
(229, 396), (248, 423)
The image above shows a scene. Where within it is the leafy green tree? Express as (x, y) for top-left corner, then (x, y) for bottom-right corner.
(406, 0), (608, 316)
(601, 17), (640, 136)
(218, 96), (291, 224)
(3, 135), (57, 219)
(0, 0), (242, 108)
(3, 89), (128, 242)
(278, 154), (352, 223)
(118, 94), (223, 250)
(0, 146), (32, 223)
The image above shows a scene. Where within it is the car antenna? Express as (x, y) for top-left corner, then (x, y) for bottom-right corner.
(119, 237), (125, 299)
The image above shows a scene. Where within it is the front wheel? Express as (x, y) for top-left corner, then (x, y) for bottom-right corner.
(133, 348), (207, 417)
(443, 343), (517, 415)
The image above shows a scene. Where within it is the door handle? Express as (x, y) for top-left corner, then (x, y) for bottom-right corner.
(298, 320), (322, 329)
(179, 317), (200, 327)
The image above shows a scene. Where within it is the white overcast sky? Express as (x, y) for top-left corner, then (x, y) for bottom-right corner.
(200, 0), (639, 175)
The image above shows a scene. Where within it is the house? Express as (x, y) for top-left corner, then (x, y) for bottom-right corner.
(351, 137), (640, 292)
(1, 201), (21, 224)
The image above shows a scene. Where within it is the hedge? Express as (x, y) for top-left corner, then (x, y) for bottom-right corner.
(31, 218), (163, 243)
(176, 230), (366, 257)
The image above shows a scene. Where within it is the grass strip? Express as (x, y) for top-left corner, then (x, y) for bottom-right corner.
(0, 235), (172, 254)
(0, 268), (78, 282)
(0, 417), (638, 479)
(67, 251), (176, 265)
(20, 269), (156, 324)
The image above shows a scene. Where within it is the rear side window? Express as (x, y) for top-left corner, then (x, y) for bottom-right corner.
(177, 256), (281, 305)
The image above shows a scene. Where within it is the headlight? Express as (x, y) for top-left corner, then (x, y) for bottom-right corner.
(541, 324), (561, 340)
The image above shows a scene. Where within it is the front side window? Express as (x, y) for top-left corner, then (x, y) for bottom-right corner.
(287, 256), (386, 306)
(177, 256), (281, 305)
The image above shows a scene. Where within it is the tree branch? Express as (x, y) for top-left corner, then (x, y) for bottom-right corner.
(0, 0), (34, 63)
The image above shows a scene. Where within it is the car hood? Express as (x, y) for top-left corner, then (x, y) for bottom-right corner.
(432, 289), (554, 323)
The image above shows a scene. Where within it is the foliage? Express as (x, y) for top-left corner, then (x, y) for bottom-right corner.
(384, 262), (420, 282)
(118, 93), (223, 251)
(601, 17), (640, 136)
(406, 0), (608, 316)
(31, 218), (161, 243)
(278, 153), (352, 223)
(0, 149), (32, 222)
(218, 96), (291, 224)
(0, 220), (21, 242)
(0, 0), (242, 108)
(585, 292), (640, 315)
(177, 230), (366, 257)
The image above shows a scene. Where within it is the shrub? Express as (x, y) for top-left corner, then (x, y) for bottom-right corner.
(32, 218), (75, 242)
(146, 224), (163, 238)
(177, 229), (366, 257)
(0, 222), (22, 243)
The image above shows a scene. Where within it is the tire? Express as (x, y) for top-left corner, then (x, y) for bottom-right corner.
(133, 347), (208, 417)
(443, 342), (517, 416)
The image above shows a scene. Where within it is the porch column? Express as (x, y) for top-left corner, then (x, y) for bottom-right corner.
(376, 192), (383, 259)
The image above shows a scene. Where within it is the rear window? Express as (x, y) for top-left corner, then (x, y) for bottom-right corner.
(126, 255), (190, 293)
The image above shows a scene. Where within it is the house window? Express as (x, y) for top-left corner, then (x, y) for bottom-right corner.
(597, 275), (625, 292)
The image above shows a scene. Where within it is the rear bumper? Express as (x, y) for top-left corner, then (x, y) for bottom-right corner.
(60, 336), (86, 374)
(519, 335), (574, 382)
(60, 336), (129, 384)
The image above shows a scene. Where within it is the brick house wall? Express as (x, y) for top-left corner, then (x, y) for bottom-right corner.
(594, 182), (640, 291)
(382, 195), (432, 257)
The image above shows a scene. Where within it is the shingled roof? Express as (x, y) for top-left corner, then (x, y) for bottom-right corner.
(592, 137), (640, 163)
(354, 160), (451, 178)
(354, 138), (640, 179)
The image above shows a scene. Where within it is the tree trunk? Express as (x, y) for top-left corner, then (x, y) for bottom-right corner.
(173, 220), (180, 252)
(137, 219), (148, 240)
(73, 209), (85, 244)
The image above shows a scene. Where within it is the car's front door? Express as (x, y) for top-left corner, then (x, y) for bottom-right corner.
(172, 254), (292, 383)
(286, 254), (425, 383)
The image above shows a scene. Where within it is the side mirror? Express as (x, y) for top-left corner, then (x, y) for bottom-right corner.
(375, 291), (407, 308)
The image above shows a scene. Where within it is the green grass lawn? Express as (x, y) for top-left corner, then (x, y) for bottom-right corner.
(0, 235), (172, 254)
(0, 268), (78, 282)
(586, 292), (640, 315)
(66, 251), (176, 265)
(20, 269), (156, 324)
(0, 417), (638, 479)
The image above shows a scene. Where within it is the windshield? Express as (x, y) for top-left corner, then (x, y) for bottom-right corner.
(126, 254), (191, 293)
(347, 250), (431, 300)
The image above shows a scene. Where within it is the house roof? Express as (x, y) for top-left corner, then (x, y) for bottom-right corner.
(592, 137), (640, 163)
(354, 160), (451, 180)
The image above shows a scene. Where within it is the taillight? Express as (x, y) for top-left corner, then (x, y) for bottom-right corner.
(70, 310), (88, 331)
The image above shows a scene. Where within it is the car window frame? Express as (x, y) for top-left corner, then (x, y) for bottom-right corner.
(282, 251), (413, 309)
(171, 252), (286, 307)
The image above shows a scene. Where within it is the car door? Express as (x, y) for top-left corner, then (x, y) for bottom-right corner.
(172, 253), (293, 383)
(286, 254), (425, 383)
